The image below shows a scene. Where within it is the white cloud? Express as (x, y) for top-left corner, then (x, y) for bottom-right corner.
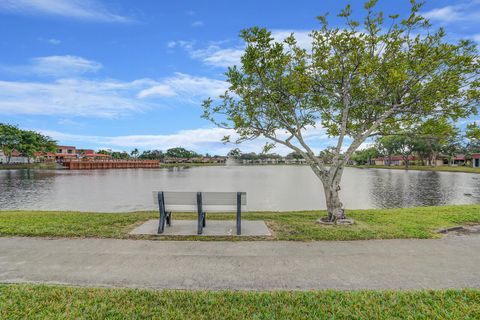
(423, 6), (461, 22)
(191, 21), (204, 27)
(139, 73), (228, 99)
(47, 38), (61, 45)
(0, 55), (227, 117)
(166, 41), (177, 48)
(169, 40), (243, 68)
(0, 0), (133, 23)
(167, 40), (194, 50)
(191, 46), (243, 68)
(137, 84), (177, 98)
(169, 29), (311, 69)
(271, 29), (312, 50)
(38, 37), (61, 45)
(0, 78), (156, 118)
(3, 55), (102, 77)
(423, 2), (480, 23)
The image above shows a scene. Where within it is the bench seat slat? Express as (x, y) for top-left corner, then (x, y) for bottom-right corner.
(202, 192), (246, 206)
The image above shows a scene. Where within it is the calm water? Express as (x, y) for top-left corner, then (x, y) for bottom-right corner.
(1, 166), (479, 212)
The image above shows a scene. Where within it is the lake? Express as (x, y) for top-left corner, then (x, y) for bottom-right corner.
(1, 166), (479, 212)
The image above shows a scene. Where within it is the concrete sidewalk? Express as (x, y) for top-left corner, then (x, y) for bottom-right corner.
(0, 236), (479, 290)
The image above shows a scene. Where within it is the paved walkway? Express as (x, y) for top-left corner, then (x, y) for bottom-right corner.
(1, 236), (479, 290)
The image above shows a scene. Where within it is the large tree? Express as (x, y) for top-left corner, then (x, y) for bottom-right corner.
(165, 147), (200, 158)
(0, 124), (21, 164)
(377, 134), (416, 168)
(17, 130), (57, 163)
(202, 0), (479, 222)
(415, 118), (459, 166)
(351, 147), (379, 165)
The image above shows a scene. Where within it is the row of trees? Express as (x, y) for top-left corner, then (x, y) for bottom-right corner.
(97, 147), (210, 160)
(352, 119), (480, 168)
(227, 148), (302, 160)
(0, 124), (57, 164)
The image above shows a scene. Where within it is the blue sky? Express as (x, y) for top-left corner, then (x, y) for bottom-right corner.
(0, 0), (479, 155)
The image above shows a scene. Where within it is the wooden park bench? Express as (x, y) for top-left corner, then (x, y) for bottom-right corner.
(153, 191), (247, 235)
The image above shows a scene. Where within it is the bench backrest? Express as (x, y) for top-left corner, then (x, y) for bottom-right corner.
(152, 191), (247, 212)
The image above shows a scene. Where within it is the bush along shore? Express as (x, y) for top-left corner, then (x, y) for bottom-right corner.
(1, 204), (479, 241)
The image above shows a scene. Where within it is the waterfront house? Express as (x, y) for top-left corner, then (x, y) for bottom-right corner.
(55, 145), (79, 161)
(0, 150), (31, 164)
(77, 149), (112, 160)
(441, 154), (466, 166)
(473, 154), (480, 168)
(34, 152), (56, 162)
(54, 146), (112, 161)
(374, 155), (416, 166)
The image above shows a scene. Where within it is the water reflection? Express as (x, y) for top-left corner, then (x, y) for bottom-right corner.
(0, 166), (479, 212)
(370, 170), (452, 208)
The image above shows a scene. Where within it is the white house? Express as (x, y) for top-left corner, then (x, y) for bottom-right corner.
(0, 150), (31, 164)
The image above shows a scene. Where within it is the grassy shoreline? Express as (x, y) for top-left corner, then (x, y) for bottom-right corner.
(0, 284), (478, 319)
(351, 164), (480, 174)
(1, 204), (479, 241)
(0, 162), (59, 170)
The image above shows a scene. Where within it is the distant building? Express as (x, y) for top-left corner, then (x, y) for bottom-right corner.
(0, 150), (30, 164)
(53, 146), (112, 161)
(374, 155), (416, 166)
(440, 154), (466, 166)
(473, 154), (480, 168)
(55, 145), (79, 161)
(374, 154), (480, 167)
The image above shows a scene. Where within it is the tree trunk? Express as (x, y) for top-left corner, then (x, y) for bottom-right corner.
(322, 183), (346, 221)
(308, 162), (348, 223)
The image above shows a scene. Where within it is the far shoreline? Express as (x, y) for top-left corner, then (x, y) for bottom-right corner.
(3, 162), (480, 175)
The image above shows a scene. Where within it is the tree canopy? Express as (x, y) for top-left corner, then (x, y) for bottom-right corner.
(165, 147), (201, 158)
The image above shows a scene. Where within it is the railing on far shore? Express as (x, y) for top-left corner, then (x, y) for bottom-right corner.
(61, 159), (160, 170)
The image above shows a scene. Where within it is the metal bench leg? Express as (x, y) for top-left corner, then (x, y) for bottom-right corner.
(197, 192), (203, 235)
(157, 192), (166, 234)
(236, 192), (242, 235)
(166, 212), (172, 226)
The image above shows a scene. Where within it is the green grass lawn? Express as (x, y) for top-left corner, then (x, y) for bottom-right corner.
(1, 204), (480, 241)
(352, 164), (480, 174)
(0, 284), (478, 319)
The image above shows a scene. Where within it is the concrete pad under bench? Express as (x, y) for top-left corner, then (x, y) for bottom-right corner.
(130, 220), (271, 236)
